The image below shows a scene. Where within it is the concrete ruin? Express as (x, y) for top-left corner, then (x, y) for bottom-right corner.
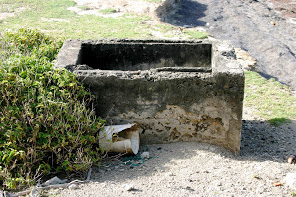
(55, 39), (244, 153)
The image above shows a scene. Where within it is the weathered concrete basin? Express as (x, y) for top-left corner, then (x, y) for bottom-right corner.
(55, 39), (244, 153)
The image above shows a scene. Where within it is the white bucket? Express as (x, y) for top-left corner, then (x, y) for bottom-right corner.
(99, 123), (140, 155)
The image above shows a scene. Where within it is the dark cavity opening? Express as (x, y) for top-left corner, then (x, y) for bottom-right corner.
(80, 42), (212, 71)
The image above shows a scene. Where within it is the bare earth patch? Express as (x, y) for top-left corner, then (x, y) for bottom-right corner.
(68, 0), (161, 18)
(0, 6), (27, 21)
(270, 0), (296, 18)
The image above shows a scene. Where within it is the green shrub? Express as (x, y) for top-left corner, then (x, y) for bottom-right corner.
(0, 28), (105, 189)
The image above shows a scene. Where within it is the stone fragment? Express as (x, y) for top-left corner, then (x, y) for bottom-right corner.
(43, 176), (67, 186)
(235, 48), (258, 71)
(122, 184), (134, 191)
(68, 184), (79, 190)
(209, 146), (216, 152)
(30, 188), (40, 197)
(288, 155), (296, 164)
(141, 152), (150, 159)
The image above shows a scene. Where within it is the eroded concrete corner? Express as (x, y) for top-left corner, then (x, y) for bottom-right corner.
(55, 39), (244, 154)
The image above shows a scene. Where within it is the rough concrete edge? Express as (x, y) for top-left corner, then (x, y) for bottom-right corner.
(56, 38), (244, 154)
(55, 38), (212, 73)
(54, 39), (83, 70)
(211, 39), (244, 75)
(84, 38), (206, 44)
(211, 39), (245, 155)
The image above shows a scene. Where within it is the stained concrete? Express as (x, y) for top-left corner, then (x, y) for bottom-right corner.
(55, 39), (244, 154)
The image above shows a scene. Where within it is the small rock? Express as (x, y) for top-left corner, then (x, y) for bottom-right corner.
(186, 186), (195, 191)
(43, 176), (67, 186)
(168, 172), (174, 176)
(68, 184), (79, 190)
(209, 146), (216, 152)
(122, 184), (134, 191)
(141, 152), (150, 159)
(30, 188), (40, 197)
(288, 155), (296, 164)
(183, 25), (193, 28)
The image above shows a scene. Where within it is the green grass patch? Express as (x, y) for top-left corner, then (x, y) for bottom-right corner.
(98, 8), (117, 15)
(0, 0), (155, 39)
(77, 5), (90, 10)
(153, 24), (174, 33)
(183, 29), (208, 39)
(268, 118), (289, 126)
(244, 71), (296, 125)
(0, 0), (206, 40)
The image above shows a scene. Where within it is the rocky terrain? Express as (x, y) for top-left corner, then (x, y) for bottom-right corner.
(166, 0), (296, 89)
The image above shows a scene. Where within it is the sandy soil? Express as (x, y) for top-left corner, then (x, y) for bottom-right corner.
(270, 0), (296, 18)
(43, 106), (296, 197)
(67, 0), (161, 18)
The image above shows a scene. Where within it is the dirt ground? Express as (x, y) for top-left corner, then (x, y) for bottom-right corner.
(67, 0), (166, 19)
(47, 106), (296, 197)
(270, 0), (296, 18)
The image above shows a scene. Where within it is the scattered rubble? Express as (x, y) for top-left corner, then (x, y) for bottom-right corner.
(42, 176), (68, 186)
(140, 152), (150, 159)
(288, 155), (296, 164)
(122, 184), (135, 191)
(235, 48), (258, 72)
(68, 184), (79, 190)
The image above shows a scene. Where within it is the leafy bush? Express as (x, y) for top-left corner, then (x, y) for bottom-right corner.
(0, 28), (104, 189)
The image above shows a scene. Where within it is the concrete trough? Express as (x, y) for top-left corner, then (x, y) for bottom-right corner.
(55, 39), (244, 154)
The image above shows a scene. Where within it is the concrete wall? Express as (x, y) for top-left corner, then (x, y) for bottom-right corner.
(55, 39), (244, 154)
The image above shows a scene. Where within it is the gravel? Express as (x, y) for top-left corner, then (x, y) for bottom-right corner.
(41, 106), (296, 197)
